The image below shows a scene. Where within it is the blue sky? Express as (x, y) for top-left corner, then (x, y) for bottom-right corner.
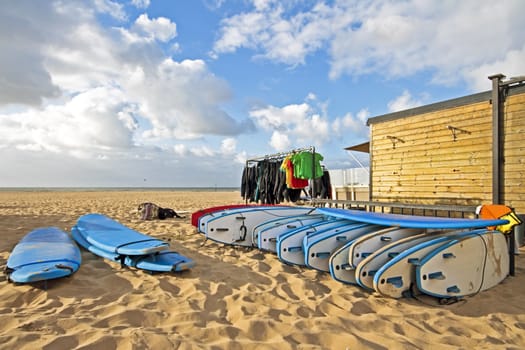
(1, 0), (524, 187)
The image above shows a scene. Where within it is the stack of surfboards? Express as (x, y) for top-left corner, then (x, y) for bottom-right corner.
(194, 205), (511, 299)
(72, 213), (195, 272)
(6, 227), (82, 284)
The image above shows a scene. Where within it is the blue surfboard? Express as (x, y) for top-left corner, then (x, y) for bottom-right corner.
(6, 227), (81, 283)
(317, 208), (508, 229)
(72, 226), (195, 272)
(76, 213), (169, 255)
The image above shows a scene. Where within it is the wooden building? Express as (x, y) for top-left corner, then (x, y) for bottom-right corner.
(366, 74), (525, 214)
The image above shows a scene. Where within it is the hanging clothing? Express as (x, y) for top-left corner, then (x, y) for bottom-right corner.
(291, 151), (324, 179)
(310, 169), (332, 199)
(280, 156), (308, 189)
(241, 148), (326, 204)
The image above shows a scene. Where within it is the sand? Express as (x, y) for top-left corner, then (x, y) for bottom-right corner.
(0, 190), (524, 350)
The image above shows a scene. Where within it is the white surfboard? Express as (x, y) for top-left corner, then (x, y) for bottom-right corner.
(354, 230), (466, 291)
(255, 214), (326, 252)
(416, 230), (509, 298)
(277, 220), (353, 266)
(206, 206), (316, 246)
(304, 224), (384, 272)
(328, 227), (401, 285)
(373, 230), (481, 298)
(349, 228), (424, 269)
(355, 233), (439, 291)
(198, 207), (259, 234)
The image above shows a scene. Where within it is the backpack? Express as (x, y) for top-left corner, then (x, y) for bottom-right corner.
(138, 202), (185, 220)
(138, 202), (160, 220)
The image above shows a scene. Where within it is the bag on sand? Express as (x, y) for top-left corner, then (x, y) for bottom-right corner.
(138, 202), (185, 220)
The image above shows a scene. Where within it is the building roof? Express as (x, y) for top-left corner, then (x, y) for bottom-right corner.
(344, 141), (369, 153)
(367, 83), (525, 126)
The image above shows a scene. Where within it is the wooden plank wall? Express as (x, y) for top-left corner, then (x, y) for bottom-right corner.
(503, 93), (525, 213)
(370, 92), (525, 214)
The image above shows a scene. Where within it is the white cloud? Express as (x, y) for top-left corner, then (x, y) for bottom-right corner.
(0, 86), (137, 159)
(212, 1), (338, 65)
(134, 13), (177, 42)
(463, 44), (525, 91)
(387, 90), (424, 112)
(191, 145), (216, 157)
(93, 0), (127, 21)
(250, 103), (310, 131)
(131, 0), (150, 9)
(249, 99), (333, 151)
(0, 1), (254, 161)
(332, 108), (369, 138)
(220, 138), (237, 154)
(214, 0), (525, 91)
(173, 144), (188, 157)
(270, 131), (291, 151)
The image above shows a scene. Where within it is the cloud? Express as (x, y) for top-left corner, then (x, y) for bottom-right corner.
(212, 1), (337, 65)
(134, 13), (177, 42)
(213, 0), (525, 91)
(220, 138), (237, 154)
(0, 1), (254, 161)
(387, 90), (424, 112)
(131, 0), (150, 9)
(0, 86), (137, 159)
(270, 131), (291, 151)
(463, 44), (525, 91)
(332, 109), (369, 139)
(93, 0), (127, 21)
(249, 99), (333, 150)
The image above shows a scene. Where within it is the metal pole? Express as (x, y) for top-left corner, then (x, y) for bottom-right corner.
(488, 73), (505, 205)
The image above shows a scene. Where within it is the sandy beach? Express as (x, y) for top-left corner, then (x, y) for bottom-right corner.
(1, 190), (524, 349)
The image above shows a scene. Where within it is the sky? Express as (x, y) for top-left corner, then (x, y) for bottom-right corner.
(1, 0), (524, 187)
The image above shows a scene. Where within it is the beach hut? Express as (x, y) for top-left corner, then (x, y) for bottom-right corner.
(364, 74), (525, 216)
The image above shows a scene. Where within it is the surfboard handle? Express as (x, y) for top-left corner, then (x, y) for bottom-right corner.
(235, 224), (247, 242)
(287, 246), (302, 252)
(426, 271), (445, 280)
(385, 276), (403, 288)
(341, 263), (352, 270)
(446, 285), (460, 293)
(407, 258), (419, 264)
(55, 264), (74, 272)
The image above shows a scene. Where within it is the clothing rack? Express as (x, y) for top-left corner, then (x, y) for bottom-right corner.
(245, 146), (315, 163)
(244, 146), (317, 204)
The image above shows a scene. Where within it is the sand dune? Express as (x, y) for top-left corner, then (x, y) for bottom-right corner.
(1, 190), (524, 349)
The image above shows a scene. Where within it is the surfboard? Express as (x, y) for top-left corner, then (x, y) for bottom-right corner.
(192, 204), (261, 227)
(304, 224), (383, 272)
(277, 220), (354, 266)
(76, 213), (169, 255)
(328, 227), (402, 285)
(355, 232), (452, 291)
(6, 227), (81, 283)
(373, 230), (483, 298)
(72, 226), (195, 272)
(205, 206), (316, 246)
(317, 208), (509, 229)
(416, 230), (509, 298)
(198, 207), (261, 234)
(252, 213), (325, 248)
(195, 205), (282, 232)
(349, 227), (424, 269)
(256, 214), (327, 252)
